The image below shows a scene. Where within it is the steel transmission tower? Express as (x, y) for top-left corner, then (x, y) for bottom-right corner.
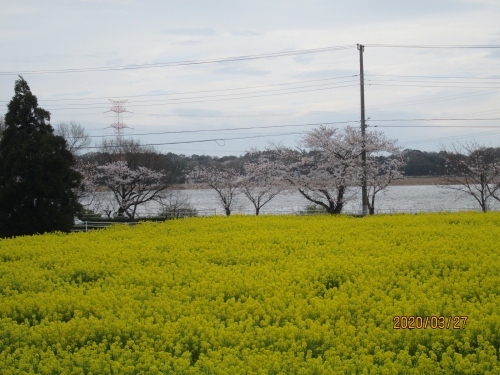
(106, 99), (130, 139)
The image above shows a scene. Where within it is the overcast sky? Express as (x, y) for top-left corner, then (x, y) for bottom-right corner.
(1, 0), (499, 156)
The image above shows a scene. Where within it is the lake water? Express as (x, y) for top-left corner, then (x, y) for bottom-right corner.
(88, 185), (500, 217)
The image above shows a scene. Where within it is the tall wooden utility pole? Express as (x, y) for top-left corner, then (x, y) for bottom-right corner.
(358, 44), (368, 216)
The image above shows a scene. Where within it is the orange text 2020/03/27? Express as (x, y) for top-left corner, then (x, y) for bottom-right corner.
(393, 316), (468, 329)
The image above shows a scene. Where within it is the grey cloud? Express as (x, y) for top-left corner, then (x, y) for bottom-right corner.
(231, 31), (262, 37)
(171, 108), (223, 117)
(144, 90), (175, 96)
(213, 65), (270, 76)
(486, 50), (500, 59)
(162, 28), (216, 36)
(106, 58), (125, 66)
(485, 36), (500, 59)
(291, 69), (359, 80)
(294, 55), (314, 64)
(50, 91), (94, 98)
(0, 53), (69, 64)
(1, 5), (36, 16)
(174, 40), (204, 46)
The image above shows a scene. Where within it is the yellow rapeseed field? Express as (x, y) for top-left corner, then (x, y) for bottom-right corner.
(0, 213), (499, 374)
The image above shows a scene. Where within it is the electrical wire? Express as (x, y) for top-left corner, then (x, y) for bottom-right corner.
(0, 75), (357, 103)
(366, 89), (498, 111)
(66, 117), (500, 141)
(3, 43), (499, 76)
(81, 131), (307, 149)
(370, 118), (500, 122)
(368, 83), (500, 89)
(47, 85), (498, 115)
(367, 78), (500, 84)
(402, 130), (500, 146)
(43, 79), (359, 109)
(372, 125), (500, 128)
(47, 83), (360, 111)
(366, 74), (500, 80)
(366, 44), (500, 49)
(67, 120), (360, 139)
(0, 45), (355, 76)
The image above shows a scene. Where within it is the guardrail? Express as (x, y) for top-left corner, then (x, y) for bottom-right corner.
(72, 206), (490, 232)
(71, 221), (139, 232)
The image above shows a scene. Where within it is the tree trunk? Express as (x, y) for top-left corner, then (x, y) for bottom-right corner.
(225, 207), (231, 216)
(368, 193), (376, 215)
(326, 186), (344, 214)
(326, 202), (343, 214)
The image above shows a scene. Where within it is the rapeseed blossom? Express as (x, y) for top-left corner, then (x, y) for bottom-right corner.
(0, 213), (499, 374)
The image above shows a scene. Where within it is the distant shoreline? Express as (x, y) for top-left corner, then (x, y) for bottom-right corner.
(390, 176), (456, 186)
(172, 176), (455, 190)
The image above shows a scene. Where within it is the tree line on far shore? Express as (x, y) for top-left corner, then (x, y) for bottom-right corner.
(78, 147), (498, 183)
(1, 77), (500, 237)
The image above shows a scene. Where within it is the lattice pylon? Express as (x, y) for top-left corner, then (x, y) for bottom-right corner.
(106, 99), (130, 139)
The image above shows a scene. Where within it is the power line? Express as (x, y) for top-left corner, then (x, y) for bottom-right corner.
(48, 83), (496, 113)
(133, 111), (307, 118)
(366, 44), (500, 49)
(402, 130), (500, 146)
(82, 131), (307, 149)
(101, 98), (500, 121)
(81, 126), (500, 151)
(0, 45), (355, 76)
(2, 75), (357, 103)
(5, 73), (490, 104)
(52, 109), (341, 118)
(44, 79), (359, 109)
(366, 74), (500, 80)
(366, 89), (498, 111)
(368, 83), (500, 89)
(67, 118), (500, 140)
(3, 43), (498, 76)
(372, 125), (500, 128)
(69, 120), (360, 139)
(47, 83), (360, 111)
(370, 118), (500, 122)
(367, 78), (500, 84)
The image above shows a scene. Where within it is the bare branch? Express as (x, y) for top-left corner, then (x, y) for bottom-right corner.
(240, 151), (287, 215)
(187, 164), (240, 216)
(440, 141), (500, 212)
(54, 121), (91, 154)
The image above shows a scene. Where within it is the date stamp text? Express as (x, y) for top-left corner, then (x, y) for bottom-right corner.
(393, 316), (468, 329)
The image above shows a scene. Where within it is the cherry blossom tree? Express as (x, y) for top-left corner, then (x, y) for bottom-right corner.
(76, 138), (177, 218)
(276, 126), (402, 214)
(74, 160), (100, 209)
(187, 165), (240, 216)
(240, 151), (287, 215)
(98, 161), (171, 219)
(441, 141), (500, 212)
(366, 156), (405, 215)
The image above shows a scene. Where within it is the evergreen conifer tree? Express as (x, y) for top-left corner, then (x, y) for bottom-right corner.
(0, 76), (82, 237)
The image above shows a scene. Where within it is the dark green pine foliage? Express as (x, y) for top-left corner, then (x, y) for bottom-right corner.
(0, 76), (82, 237)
